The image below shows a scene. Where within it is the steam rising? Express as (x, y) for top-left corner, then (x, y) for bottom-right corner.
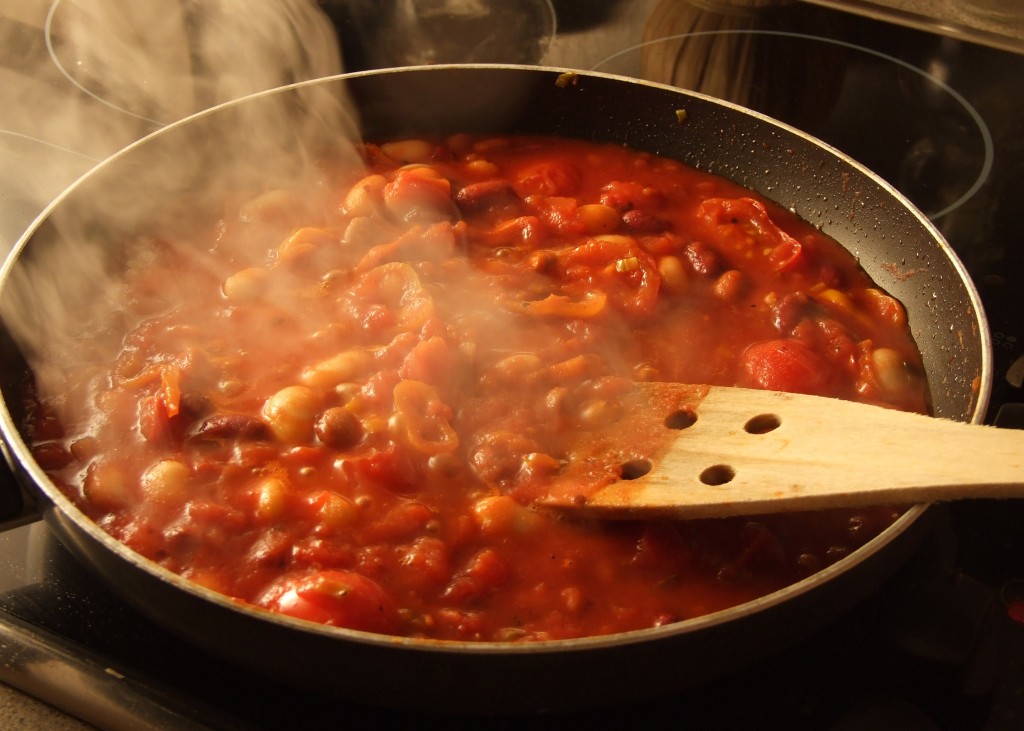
(46, 0), (343, 125)
(2, 0), (360, 394)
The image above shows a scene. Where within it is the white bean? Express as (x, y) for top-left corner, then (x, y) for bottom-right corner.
(140, 459), (190, 503)
(342, 174), (386, 217)
(83, 461), (134, 511)
(577, 204), (620, 234)
(657, 255), (688, 294)
(380, 139), (435, 164)
(254, 476), (289, 523)
(472, 494), (538, 536)
(300, 349), (372, 390)
(872, 347), (916, 397)
(262, 385), (320, 443)
(222, 267), (269, 302)
(316, 492), (358, 533)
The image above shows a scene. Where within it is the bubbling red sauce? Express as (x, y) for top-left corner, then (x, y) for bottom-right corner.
(27, 135), (927, 641)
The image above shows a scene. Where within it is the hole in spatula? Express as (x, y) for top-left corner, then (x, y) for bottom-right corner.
(664, 407), (697, 430)
(621, 459), (652, 480)
(700, 464), (735, 486)
(744, 413), (781, 434)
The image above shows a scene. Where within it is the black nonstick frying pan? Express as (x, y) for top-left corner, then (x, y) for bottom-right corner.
(0, 65), (991, 713)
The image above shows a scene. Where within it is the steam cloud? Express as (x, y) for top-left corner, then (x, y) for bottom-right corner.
(1, 0), (361, 394)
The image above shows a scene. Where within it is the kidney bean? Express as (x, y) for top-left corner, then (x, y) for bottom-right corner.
(622, 209), (669, 233)
(191, 413), (268, 442)
(771, 292), (810, 334)
(455, 180), (520, 213)
(684, 241), (722, 276)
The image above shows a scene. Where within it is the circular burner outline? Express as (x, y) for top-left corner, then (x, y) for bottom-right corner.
(592, 30), (994, 221)
(0, 128), (104, 165)
(43, 0), (168, 127)
(43, 0), (560, 129)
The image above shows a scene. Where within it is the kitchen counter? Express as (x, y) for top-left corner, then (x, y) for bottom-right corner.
(0, 682), (93, 730)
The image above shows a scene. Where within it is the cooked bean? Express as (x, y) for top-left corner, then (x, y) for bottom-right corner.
(545, 386), (569, 417)
(576, 398), (621, 429)
(590, 233), (636, 248)
(301, 349), (372, 390)
(334, 382), (362, 404)
(69, 436), (100, 461)
(31, 441), (73, 470)
(342, 174), (387, 217)
(342, 215), (391, 248)
(684, 241), (722, 277)
(469, 431), (538, 483)
(872, 347), (917, 398)
(623, 209), (669, 233)
(315, 407), (363, 449)
(426, 452), (464, 478)
(488, 353), (543, 383)
(262, 385), (320, 443)
(455, 180), (518, 213)
(771, 291), (810, 333)
(519, 452), (562, 480)
(383, 168), (456, 224)
(714, 269), (745, 302)
(277, 227), (339, 266)
(192, 413), (268, 441)
(577, 203), (620, 234)
(83, 461), (134, 511)
(657, 255), (688, 294)
(316, 491), (358, 533)
(380, 139), (435, 164)
(464, 159), (499, 177)
(472, 494), (538, 536)
(254, 475), (289, 523)
(222, 267), (269, 302)
(141, 459), (190, 503)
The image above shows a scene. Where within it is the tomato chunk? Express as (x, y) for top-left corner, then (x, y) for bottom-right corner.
(739, 339), (836, 395)
(259, 570), (400, 635)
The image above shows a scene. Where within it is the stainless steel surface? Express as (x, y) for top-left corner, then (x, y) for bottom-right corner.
(0, 614), (238, 731)
(801, 0), (1024, 52)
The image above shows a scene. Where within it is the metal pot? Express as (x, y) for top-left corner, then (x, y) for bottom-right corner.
(0, 65), (992, 713)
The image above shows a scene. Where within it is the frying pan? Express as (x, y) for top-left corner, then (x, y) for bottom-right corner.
(0, 65), (992, 713)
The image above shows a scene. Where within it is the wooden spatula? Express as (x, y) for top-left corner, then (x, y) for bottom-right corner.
(535, 383), (1023, 519)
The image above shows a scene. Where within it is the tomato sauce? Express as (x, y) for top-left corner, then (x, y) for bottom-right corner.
(27, 135), (928, 641)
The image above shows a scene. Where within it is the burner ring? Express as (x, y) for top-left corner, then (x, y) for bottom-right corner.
(44, 0), (166, 126)
(593, 30), (994, 222)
